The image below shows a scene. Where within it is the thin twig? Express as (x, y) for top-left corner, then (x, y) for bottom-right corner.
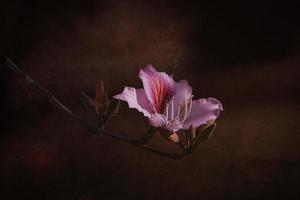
(1, 52), (185, 161)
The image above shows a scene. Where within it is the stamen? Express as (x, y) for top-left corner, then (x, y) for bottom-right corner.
(171, 97), (174, 120)
(177, 103), (181, 118)
(165, 103), (169, 120)
(187, 95), (194, 116)
(183, 90), (188, 121)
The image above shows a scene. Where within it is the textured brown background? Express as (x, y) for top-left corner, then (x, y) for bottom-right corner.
(1, 0), (300, 199)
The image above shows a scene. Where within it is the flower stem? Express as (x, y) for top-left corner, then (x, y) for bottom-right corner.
(1, 52), (185, 161)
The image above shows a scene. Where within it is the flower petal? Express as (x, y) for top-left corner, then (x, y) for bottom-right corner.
(173, 80), (192, 105)
(166, 117), (183, 132)
(113, 87), (153, 118)
(139, 65), (174, 113)
(183, 97), (223, 129)
(166, 80), (192, 117)
(162, 80), (192, 122)
(149, 113), (166, 128)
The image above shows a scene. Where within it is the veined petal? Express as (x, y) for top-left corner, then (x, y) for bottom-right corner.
(113, 87), (153, 118)
(139, 65), (174, 113)
(173, 80), (192, 104)
(168, 80), (192, 118)
(182, 97), (223, 129)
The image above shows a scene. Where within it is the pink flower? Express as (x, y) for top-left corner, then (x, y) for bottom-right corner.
(114, 65), (223, 133)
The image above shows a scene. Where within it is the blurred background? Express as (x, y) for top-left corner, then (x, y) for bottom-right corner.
(1, 0), (299, 199)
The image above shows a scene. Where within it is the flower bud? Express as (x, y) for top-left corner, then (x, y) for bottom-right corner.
(94, 80), (109, 106)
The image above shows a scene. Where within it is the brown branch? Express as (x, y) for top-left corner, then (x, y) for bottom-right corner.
(1, 52), (186, 161)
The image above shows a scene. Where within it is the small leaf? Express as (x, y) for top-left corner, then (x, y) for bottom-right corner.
(182, 127), (196, 153)
(80, 91), (95, 112)
(111, 100), (120, 115)
(191, 123), (217, 150)
(195, 120), (215, 134)
(106, 100), (120, 118)
(103, 99), (110, 117)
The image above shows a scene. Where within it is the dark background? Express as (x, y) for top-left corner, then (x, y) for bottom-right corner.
(1, 0), (300, 199)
